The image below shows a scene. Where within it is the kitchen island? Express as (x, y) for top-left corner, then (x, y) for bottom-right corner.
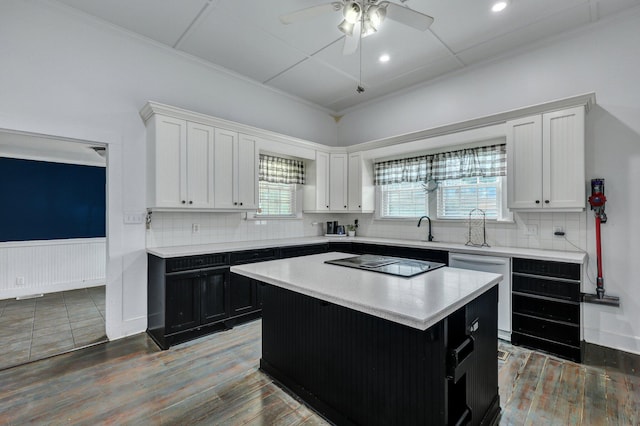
(231, 252), (503, 425)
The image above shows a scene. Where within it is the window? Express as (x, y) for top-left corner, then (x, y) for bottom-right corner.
(375, 143), (507, 220)
(258, 181), (297, 217)
(256, 154), (305, 218)
(437, 176), (502, 219)
(379, 182), (428, 218)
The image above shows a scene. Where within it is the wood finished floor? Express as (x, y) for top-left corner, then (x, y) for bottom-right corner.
(1, 319), (638, 425)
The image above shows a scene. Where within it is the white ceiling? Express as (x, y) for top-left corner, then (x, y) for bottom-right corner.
(54, 0), (640, 113)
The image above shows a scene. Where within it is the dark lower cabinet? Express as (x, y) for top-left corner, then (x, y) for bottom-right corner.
(352, 242), (449, 265)
(148, 253), (255, 350)
(165, 271), (203, 334)
(201, 269), (230, 324)
(148, 241), (455, 350)
(279, 243), (328, 258)
(511, 257), (582, 361)
(260, 283), (500, 426)
(229, 273), (260, 316)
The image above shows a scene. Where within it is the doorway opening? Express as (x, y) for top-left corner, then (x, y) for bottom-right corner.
(0, 130), (108, 370)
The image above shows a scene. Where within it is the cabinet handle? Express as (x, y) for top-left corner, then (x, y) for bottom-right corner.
(344, 205), (347, 208)
(181, 200), (186, 204)
(358, 205), (361, 208)
(189, 201), (193, 205)
(326, 205), (329, 208)
(535, 200), (540, 204)
(240, 202), (243, 206)
(545, 200), (550, 204)
(234, 202), (238, 206)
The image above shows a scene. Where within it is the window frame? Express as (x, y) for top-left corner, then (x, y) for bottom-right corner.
(376, 176), (511, 222)
(253, 181), (303, 220)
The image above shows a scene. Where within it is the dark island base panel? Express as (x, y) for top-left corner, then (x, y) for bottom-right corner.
(260, 283), (501, 426)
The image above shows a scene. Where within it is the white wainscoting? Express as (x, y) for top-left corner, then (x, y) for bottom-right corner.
(0, 238), (106, 299)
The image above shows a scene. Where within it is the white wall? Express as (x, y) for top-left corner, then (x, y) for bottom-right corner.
(0, 1), (336, 340)
(338, 9), (640, 354)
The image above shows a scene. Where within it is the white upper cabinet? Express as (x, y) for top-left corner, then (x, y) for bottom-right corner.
(236, 134), (258, 210)
(213, 129), (258, 210)
(304, 151), (330, 212)
(507, 106), (585, 211)
(348, 152), (374, 213)
(304, 151), (350, 212)
(329, 153), (348, 211)
(146, 115), (214, 209)
(305, 151), (373, 213)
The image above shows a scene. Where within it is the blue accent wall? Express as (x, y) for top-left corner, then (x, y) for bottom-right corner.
(0, 157), (106, 242)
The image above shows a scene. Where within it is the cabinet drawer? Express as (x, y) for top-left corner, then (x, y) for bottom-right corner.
(512, 313), (580, 346)
(512, 294), (579, 324)
(230, 248), (278, 265)
(166, 253), (229, 273)
(512, 258), (580, 280)
(512, 274), (580, 301)
(511, 333), (582, 362)
(280, 244), (328, 259)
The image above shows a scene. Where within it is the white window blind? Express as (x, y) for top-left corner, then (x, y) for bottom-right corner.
(437, 177), (501, 219)
(379, 182), (428, 218)
(258, 181), (296, 217)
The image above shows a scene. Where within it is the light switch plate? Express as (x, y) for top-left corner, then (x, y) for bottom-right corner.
(124, 212), (145, 224)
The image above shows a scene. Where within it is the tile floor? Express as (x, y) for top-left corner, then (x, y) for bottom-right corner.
(0, 286), (106, 371)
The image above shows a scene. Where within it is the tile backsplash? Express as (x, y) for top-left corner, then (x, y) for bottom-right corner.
(147, 210), (587, 253)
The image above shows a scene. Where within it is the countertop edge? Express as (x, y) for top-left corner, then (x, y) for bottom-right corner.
(149, 236), (586, 264)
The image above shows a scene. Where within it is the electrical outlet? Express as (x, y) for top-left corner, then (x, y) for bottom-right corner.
(16, 276), (25, 286)
(525, 224), (538, 236)
(192, 223), (200, 233)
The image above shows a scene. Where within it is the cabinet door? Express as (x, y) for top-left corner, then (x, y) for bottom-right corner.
(152, 115), (187, 208)
(166, 273), (200, 334)
(237, 134), (258, 209)
(348, 153), (362, 211)
(316, 151), (330, 211)
(186, 122), (215, 208)
(229, 273), (259, 316)
(329, 153), (348, 211)
(543, 106), (585, 209)
(506, 115), (543, 209)
(214, 128), (237, 209)
(201, 268), (229, 324)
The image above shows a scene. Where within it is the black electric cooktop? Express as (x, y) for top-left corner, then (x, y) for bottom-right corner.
(325, 254), (445, 278)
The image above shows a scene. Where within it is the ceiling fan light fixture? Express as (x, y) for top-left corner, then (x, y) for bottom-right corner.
(338, 19), (355, 35)
(343, 1), (362, 24)
(366, 4), (386, 29)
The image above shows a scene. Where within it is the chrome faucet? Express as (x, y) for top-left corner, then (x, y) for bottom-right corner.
(417, 216), (434, 242)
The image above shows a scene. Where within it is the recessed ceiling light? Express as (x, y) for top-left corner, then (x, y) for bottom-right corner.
(491, 1), (509, 12)
(379, 54), (390, 63)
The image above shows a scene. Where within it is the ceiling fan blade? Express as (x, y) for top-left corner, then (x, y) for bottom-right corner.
(342, 22), (361, 55)
(280, 2), (343, 24)
(383, 2), (434, 31)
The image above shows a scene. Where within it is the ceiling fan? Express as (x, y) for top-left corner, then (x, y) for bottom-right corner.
(280, 0), (434, 55)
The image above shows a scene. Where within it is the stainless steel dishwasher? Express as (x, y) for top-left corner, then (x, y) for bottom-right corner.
(449, 253), (511, 341)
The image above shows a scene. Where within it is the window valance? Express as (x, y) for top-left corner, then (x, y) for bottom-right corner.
(374, 143), (506, 185)
(259, 154), (305, 185)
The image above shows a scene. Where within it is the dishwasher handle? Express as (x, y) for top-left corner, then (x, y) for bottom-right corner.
(449, 254), (508, 266)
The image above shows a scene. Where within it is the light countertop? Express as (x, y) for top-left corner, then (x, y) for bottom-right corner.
(148, 236), (586, 264)
(231, 252), (502, 331)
